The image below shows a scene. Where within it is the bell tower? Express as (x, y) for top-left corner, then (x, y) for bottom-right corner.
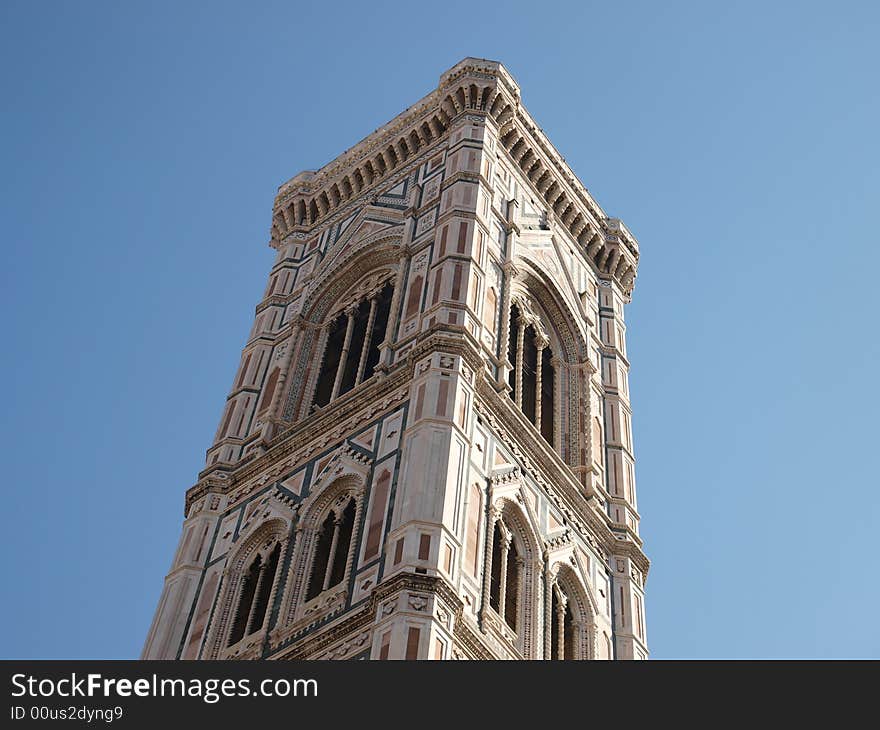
(142, 58), (648, 660)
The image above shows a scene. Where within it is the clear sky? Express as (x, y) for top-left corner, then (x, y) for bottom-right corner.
(2, 1), (878, 659)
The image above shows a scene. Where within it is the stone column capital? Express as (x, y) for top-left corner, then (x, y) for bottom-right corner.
(502, 259), (520, 278)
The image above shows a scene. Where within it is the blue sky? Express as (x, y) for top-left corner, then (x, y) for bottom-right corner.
(2, 1), (878, 659)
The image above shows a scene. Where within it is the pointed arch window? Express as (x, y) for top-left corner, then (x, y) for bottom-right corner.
(489, 520), (521, 630)
(227, 541), (281, 647)
(275, 476), (369, 630)
(550, 583), (575, 660)
(481, 504), (540, 658)
(305, 497), (356, 601)
(507, 303), (556, 447)
(548, 571), (593, 660)
(313, 281), (394, 409)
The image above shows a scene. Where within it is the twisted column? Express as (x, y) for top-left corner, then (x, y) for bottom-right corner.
(330, 306), (357, 400)
(322, 516), (343, 591)
(515, 319), (526, 408)
(498, 261), (519, 389)
(498, 532), (511, 621)
(555, 589), (567, 660)
(535, 335), (548, 433)
(246, 558), (271, 634)
(355, 295), (378, 385)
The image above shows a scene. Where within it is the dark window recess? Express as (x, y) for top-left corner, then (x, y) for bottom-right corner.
(328, 499), (355, 587)
(306, 498), (355, 601)
(507, 305), (521, 400)
(507, 304), (556, 449)
(541, 348), (555, 446)
(313, 316), (347, 407)
(504, 539), (519, 629)
(521, 325), (538, 424)
(551, 584), (576, 660)
(489, 522), (503, 612)
(228, 555), (261, 646)
(247, 543), (280, 634)
(363, 282), (394, 380)
(551, 589), (561, 660)
(306, 513), (335, 601)
(338, 300), (371, 395)
(489, 520), (520, 631)
(563, 596), (575, 660)
(312, 282), (395, 411)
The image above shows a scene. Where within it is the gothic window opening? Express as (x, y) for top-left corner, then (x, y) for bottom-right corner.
(522, 328), (538, 423)
(550, 580), (581, 660)
(306, 513), (333, 601)
(338, 299), (372, 395)
(489, 520), (520, 630)
(247, 543), (280, 634)
(312, 281), (394, 410)
(550, 585), (576, 659)
(313, 318), (346, 408)
(328, 499), (355, 587)
(228, 556), (260, 646)
(540, 348), (555, 446)
(305, 497), (356, 601)
(227, 541), (281, 647)
(506, 305), (521, 397)
(490, 524), (502, 609)
(504, 540), (520, 628)
(507, 302), (556, 447)
(362, 282), (393, 380)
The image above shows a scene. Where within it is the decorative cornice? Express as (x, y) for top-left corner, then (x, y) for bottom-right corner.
(187, 329), (489, 515)
(495, 111), (639, 295)
(266, 58), (640, 298)
(268, 59), (508, 248)
(269, 572), (462, 659)
(187, 367), (413, 514)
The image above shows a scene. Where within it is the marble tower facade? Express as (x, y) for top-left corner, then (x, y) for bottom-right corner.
(142, 58), (648, 660)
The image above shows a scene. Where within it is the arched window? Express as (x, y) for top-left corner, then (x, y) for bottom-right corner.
(305, 497), (356, 601)
(489, 520), (521, 631)
(507, 303), (556, 446)
(228, 556), (260, 646)
(548, 567), (594, 660)
(227, 541), (281, 647)
(550, 583), (575, 660)
(313, 281), (394, 409)
(482, 501), (540, 657)
(276, 474), (366, 630)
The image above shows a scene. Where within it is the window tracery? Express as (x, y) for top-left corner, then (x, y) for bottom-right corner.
(550, 581), (575, 660)
(489, 520), (521, 630)
(506, 300), (556, 447)
(205, 519), (289, 659)
(304, 497), (356, 601)
(312, 280), (394, 409)
(228, 542), (281, 646)
(278, 475), (366, 629)
(481, 499), (540, 658)
(547, 566), (594, 660)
